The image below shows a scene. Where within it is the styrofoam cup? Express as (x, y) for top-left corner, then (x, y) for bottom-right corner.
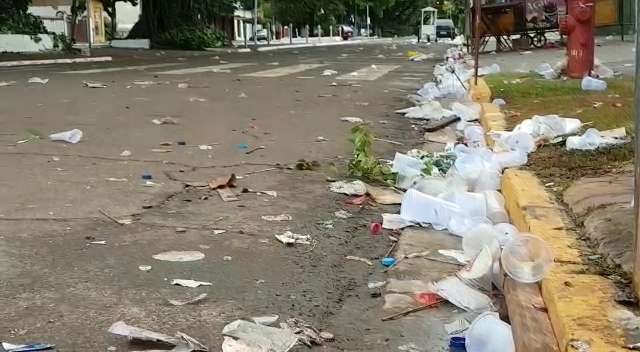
(465, 312), (515, 352)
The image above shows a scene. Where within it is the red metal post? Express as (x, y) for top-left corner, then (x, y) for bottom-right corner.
(559, 0), (596, 78)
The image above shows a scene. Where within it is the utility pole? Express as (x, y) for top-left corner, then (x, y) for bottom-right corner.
(253, 0), (258, 45)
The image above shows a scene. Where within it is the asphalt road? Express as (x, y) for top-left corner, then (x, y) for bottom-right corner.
(0, 42), (451, 351)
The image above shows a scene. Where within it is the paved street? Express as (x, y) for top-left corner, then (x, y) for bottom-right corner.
(0, 42), (462, 351)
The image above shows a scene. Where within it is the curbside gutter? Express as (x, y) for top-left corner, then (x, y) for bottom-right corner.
(475, 80), (628, 352)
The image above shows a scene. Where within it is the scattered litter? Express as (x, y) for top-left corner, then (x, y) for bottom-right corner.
(438, 249), (470, 264)
(566, 128), (628, 150)
(1, 342), (56, 351)
(237, 143), (249, 149)
(258, 190), (278, 197)
(316, 136), (328, 142)
(120, 150), (132, 157)
(152, 251), (205, 262)
(168, 293), (208, 306)
(209, 174), (237, 189)
(138, 265), (152, 272)
(275, 231), (312, 245)
(429, 276), (494, 312)
(492, 98), (506, 107)
(252, 315), (280, 326)
(368, 281), (387, 289)
(415, 292), (441, 305)
(329, 180), (367, 195)
(346, 255), (373, 266)
(366, 184), (403, 204)
(382, 213), (414, 230)
(89, 240), (107, 245)
(176, 227), (187, 233)
(340, 116), (364, 123)
(49, 129), (83, 144)
(199, 145), (213, 150)
(171, 279), (213, 288)
(221, 320), (298, 352)
(178, 83), (190, 88)
(381, 257), (397, 267)
(223, 256), (233, 261)
(262, 214), (292, 221)
(152, 117), (178, 125)
(108, 321), (208, 351)
(245, 145), (266, 154)
(83, 81), (108, 88)
(151, 148), (173, 153)
(334, 210), (352, 219)
(189, 97), (207, 102)
(533, 63), (557, 79)
(212, 229), (227, 235)
(0, 81), (16, 87)
(370, 222), (383, 235)
(28, 77), (49, 84)
(238, 92), (248, 98)
(218, 188), (239, 202)
(581, 76), (607, 91)
(105, 177), (128, 182)
(445, 319), (470, 335)
(465, 312), (515, 352)
(321, 69), (338, 76)
(374, 137), (403, 146)
(356, 102), (370, 106)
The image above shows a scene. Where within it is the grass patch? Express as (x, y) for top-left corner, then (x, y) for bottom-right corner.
(485, 74), (634, 132)
(485, 73), (634, 184)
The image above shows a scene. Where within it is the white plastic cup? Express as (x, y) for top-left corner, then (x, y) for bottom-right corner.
(501, 234), (554, 283)
(493, 223), (518, 246)
(581, 76), (607, 91)
(462, 223), (501, 257)
(465, 312), (515, 352)
(464, 125), (486, 148)
(49, 129), (83, 144)
(483, 191), (509, 224)
(440, 191), (487, 219)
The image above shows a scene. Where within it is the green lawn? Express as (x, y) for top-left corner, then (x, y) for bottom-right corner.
(484, 74), (634, 187)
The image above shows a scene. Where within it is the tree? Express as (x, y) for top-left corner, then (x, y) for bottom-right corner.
(128, 0), (236, 39)
(0, 0), (47, 35)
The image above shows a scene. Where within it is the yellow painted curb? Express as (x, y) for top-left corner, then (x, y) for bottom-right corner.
(469, 77), (491, 103)
(503, 170), (627, 352)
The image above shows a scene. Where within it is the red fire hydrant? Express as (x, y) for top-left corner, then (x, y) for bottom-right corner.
(560, 0), (596, 78)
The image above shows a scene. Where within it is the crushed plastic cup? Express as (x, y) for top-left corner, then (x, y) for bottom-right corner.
(472, 168), (502, 192)
(464, 125), (486, 148)
(400, 189), (465, 228)
(483, 191), (508, 224)
(462, 223), (501, 257)
(501, 234), (554, 283)
(49, 129), (83, 144)
(581, 76), (607, 91)
(410, 176), (448, 196)
(440, 191), (487, 219)
(465, 312), (515, 352)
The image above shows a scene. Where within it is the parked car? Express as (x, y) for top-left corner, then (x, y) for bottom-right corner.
(435, 19), (456, 40)
(250, 28), (268, 41)
(339, 25), (354, 40)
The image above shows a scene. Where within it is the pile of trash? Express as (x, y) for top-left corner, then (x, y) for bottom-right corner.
(533, 57), (614, 90)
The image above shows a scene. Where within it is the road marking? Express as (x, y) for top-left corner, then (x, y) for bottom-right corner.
(59, 63), (181, 74)
(241, 64), (326, 77)
(337, 65), (400, 81)
(156, 63), (256, 74)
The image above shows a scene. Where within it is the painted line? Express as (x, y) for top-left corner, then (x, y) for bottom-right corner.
(156, 62), (255, 75)
(241, 63), (326, 77)
(337, 64), (400, 81)
(0, 56), (112, 67)
(59, 63), (183, 74)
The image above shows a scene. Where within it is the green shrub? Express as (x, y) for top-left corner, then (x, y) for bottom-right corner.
(156, 26), (226, 50)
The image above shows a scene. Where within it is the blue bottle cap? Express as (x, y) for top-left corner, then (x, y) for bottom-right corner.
(142, 173), (153, 180)
(381, 257), (396, 267)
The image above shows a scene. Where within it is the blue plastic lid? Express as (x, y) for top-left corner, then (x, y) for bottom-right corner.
(381, 257), (396, 267)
